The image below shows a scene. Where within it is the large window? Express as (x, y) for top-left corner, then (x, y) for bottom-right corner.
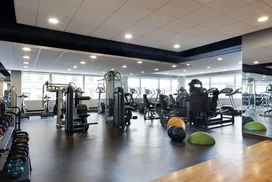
(211, 76), (234, 91)
(22, 72), (49, 100)
(160, 79), (171, 95)
(84, 76), (104, 99)
(171, 79), (178, 94)
(128, 77), (140, 97)
(235, 75), (242, 89)
(51, 74), (83, 89)
(141, 78), (158, 96)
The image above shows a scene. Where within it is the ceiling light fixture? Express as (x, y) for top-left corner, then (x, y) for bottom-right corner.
(130, 73), (133, 75)
(246, 74), (250, 76)
(258, 81), (261, 83)
(49, 18), (59, 24)
(217, 57), (223, 61)
(207, 66), (210, 69)
(183, 70), (186, 72)
(80, 61), (86, 64)
(254, 61), (259, 64)
(102, 71), (105, 74)
(200, 72), (203, 74)
(172, 65), (177, 68)
(263, 75), (266, 78)
(224, 69), (228, 71)
(23, 47), (31, 51)
(262, 79), (265, 80)
(73, 66), (77, 68)
(122, 65), (127, 68)
(186, 64), (190, 66)
(90, 55), (97, 59)
(24, 66), (28, 68)
(258, 16), (268, 22)
(141, 71), (144, 73)
(165, 73), (168, 74)
(125, 34), (132, 39)
(111, 69), (115, 71)
(155, 68), (159, 71)
(173, 44), (180, 49)
(23, 56), (30, 59)
(67, 69), (71, 71)
(137, 61), (143, 64)
(23, 62), (29, 64)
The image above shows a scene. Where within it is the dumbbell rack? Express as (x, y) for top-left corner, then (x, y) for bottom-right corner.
(0, 127), (31, 182)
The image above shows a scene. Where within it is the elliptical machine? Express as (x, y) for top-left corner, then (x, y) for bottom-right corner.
(18, 94), (29, 119)
(40, 94), (54, 118)
(95, 83), (105, 114)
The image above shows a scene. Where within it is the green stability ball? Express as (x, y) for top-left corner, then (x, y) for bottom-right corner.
(243, 122), (267, 131)
(171, 127), (186, 141)
(188, 131), (215, 145)
(167, 126), (177, 139)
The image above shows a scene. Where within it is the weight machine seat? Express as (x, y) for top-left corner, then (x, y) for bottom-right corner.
(75, 96), (91, 100)
(125, 106), (135, 111)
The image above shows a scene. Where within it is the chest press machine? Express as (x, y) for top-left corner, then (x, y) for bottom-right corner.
(42, 81), (97, 133)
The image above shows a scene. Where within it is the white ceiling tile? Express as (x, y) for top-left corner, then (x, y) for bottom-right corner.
(181, 6), (222, 24)
(158, 0), (203, 18)
(160, 19), (195, 35)
(132, 36), (152, 46)
(127, 11), (176, 36)
(196, 31), (230, 42)
(37, 0), (83, 31)
(193, 0), (215, 5)
(91, 24), (123, 39)
(91, 2), (152, 38)
(200, 15), (237, 29)
(263, 0), (272, 7)
(174, 25), (211, 40)
(243, 15), (272, 30)
(128, 0), (171, 10)
(14, 0), (39, 26)
(66, 0), (111, 35)
(83, 0), (126, 14)
(218, 22), (257, 36)
(207, 0), (256, 13)
(144, 29), (174, 40)
(34, 49), (64, 70)
(227, 1), (272, 21)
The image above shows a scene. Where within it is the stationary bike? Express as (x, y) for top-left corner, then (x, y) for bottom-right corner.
(18, 94), (29, 119)
(96, 83), (105, 114)
(41, 94), (54, 118)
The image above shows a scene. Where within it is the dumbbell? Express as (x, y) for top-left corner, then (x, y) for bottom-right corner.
(0, 123), (7, 132)
(13, 136), (29, 143)
(13, 131), (29, 137)
(7, 154), (27, 164)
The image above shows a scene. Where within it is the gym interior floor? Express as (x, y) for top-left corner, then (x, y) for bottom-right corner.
(243, 107), (272, 139)
(21, 113), (262, 182)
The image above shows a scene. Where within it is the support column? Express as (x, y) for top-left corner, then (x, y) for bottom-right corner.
(11, 71), (22, 108)
(177, 76), (186, 88)
(0, 79), (4, 97)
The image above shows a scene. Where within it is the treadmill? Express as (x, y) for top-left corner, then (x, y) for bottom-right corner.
(225, 88), (243, 115)
(218, 88), (240, 116)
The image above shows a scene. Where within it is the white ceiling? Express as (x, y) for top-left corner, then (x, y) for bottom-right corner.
(0, 41), (241, 76)
(243, 45), (272, 64)
(157, 52), (242, 76)
(14, 0), (272, 51)
(243, 72), (272, 83)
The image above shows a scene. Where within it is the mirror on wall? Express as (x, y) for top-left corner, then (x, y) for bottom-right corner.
(242, 45), (272, 138)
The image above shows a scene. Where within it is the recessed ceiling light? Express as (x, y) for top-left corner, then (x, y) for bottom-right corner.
(90, 55), (97, 59)
(200, 72), (203, 74)
(224, 69), (228, 71)
(24, 66), (28, 68)
(217, 57), (223, 61)
(111, 69), (115, 71)
(23, 47), (31, 51)
(183, 70), (186, 72)
(258, 81), (261, 82)
(67, 69), (71, 71)
(238, 61), (242, 64)
(49, 18), (59, 24)
(258, 16), (268, 22)
(253, 61), (259, 64)
(263, 75), (266, 78)
(246, 74), (250, 76)
(155, 68), (159, 71)
(125, 34), (132, 39)
(137, 61), (143, 64)
(122, 65), (127, 68)
(186, 64), (190, 66)
(173, 44), (180, 49)
(262, 79), (265, 80)
(73, 66), (77, 68)
(80, 61), (86, 64)
(23, 56), (30, 59)
(130, 73), (133, 75)
(172, 65), (177, 68)
(23, 61), (29, 64)
(165, 73), (168, 74)
(141, 71), (144, 73)
(207, 66), (210, 69)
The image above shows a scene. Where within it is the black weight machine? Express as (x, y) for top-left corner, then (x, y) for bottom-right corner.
(189, 79), (234, 128)
(143, 88), (160, 120)
(96, 83), (105, 114)
(104, 70), (137, 128)
(260, 84), (272, 117)
(124, 88), (138, 111)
